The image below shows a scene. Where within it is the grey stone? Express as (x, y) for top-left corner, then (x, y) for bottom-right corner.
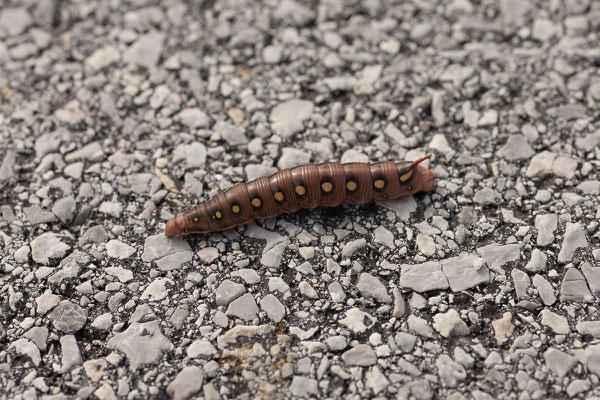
(105, 267), (134, 283)
(85, 46), (120, 72)
(79, 225), (108, 246)
(436, 355), (466, 387)
(511, 269), (530, 300)
(476, 244), (519, 273)
(328, 281), (346, 303)
(24, 327), (48, 351)
(378, 195), (418, 221)
(260, 294), (285, 322)
(0, 149), (16, 181)
(141, 234), (194, 271)
(525, 248), (548, 272)
(442, 253), (490, 291)
(540, 308), (570, 334)
(289, 376), (319, 397)
(187, 339), (217, 358)
(176, 109), (211, 130)
(0, 8), (32, 36)
(532, 274), (556, 305)
(214, 121), (248, 145)
(107, 321), (173, 369)
(365, 366), (390, 395)
(99, 201), (123, 218)
(65, 141), (104, 162)
(140, 278), (172, 301)
(500, 0), (532, 26)
(532, 18), (559, 41)
(91, 313), (113, 331)
(31, 232), (70, 266)
(416, 234), (436, 256)
(277, 147), (311, 169)
(123, 31), (165, 68)
(273, 0), (315, 26)
(341, 344), (377, 366)
(270, 99), (314, 137)
(473, 187), (501, 204)
(48, 250), (91, 284)
(36, 292), (61, 315)
(167, 367), (204, 400)
(340, 308), (375, 333)
(10, 339), (41, 366)
(48, 300), (88, 333)
(52, 196), (77, 224)
(576, 321), (600, 338)
(543, 348), (577, 377)
(408, 315), (435, 338)
(356, 273), (392, 303)
(558, 222), (588, 262)
(60, 335), (83, 373)
(400, 261), (449, 292)
(497, 135), (534, 161)
(106, 240), (136, 259)
(215, 280), (246, 307)
(24, 205), (57, 224)
(581, 263), (600, 294)
(433, 309), (470, 338)
(226, 293), (258, 321)
(566, 379), (591, 397)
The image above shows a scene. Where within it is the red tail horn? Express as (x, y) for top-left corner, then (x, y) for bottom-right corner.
(413, 154), (432, 167)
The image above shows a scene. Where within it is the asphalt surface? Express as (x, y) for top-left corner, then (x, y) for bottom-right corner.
(1, 0), (600, 399)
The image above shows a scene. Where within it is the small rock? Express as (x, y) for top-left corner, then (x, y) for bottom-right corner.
(123, 31), (165, 68)
(544, 348), (577, 377)
(167, 367), (204, 400)
(215, 280), (246, 307)
(341, 344), (377, 366)
(106, 240), (136, 259)
(270, 99), (314, 137)
(560, 268), (593, 302)
(107, 321), (173, 369)
(187, 339), (217, 358)
(226, 293), (259, 321)
(31, 232), (70, 266)
(433, 309), (470, 338)
(436, 354), (466, 387)
(356, 273), (392, 303)
(558, 222), (588, 262)
(289, 376), (319, 397)
(60, 335), (83, 373)
(540, 308), (570, 334)
(260, 294), (286, 322)
(48, 300), (88, 333)
(497, 135), (534, 161)
(492, 312), (513, 345)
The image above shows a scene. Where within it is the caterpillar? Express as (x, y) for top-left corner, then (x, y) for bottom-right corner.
(165, 155), (435, 237)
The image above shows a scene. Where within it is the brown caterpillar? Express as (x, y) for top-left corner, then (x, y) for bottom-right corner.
(165, 156), (435, 237)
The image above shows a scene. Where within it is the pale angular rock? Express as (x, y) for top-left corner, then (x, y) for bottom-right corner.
(167, 367), (204, 400)
(356, 273), (392, 303)
(226, 293), (259, 321)
(492, 312), (513, 345)
(433, 309), (470, 338)
(442, 253), (489, 292)
(540, 308), (570, 334)
(558, 222), (588, 262)
(270, 99), (314, 137)
(123, 31), (165, 68)
(342, 344), (377, 366)
(31, 232), (70, 266)
(436, 355), (466, 387)
(107, 321), (173, 369)
(544, 348), (577, 377)
(400, 261), (448, 292)
(560, 268), (593, 302)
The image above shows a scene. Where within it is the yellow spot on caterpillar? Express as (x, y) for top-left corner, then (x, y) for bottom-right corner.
(295, 185), (306, 196)
(193, 217), (199, 222)
(232, 205), (240, 213)
(322, 182), (333, 192)
(374, 179), (385, 189)
(346, 181), (357, 191)
(215, 211), (222, 219)
(274, 192), (284, 202)
(252, 198), (261, 207)
(400, 169), (414, 182)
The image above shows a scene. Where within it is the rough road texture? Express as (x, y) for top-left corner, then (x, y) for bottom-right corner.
(1, 0), (600, 399)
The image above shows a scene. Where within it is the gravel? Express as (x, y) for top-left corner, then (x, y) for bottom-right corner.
(2, 0), (600, 399)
